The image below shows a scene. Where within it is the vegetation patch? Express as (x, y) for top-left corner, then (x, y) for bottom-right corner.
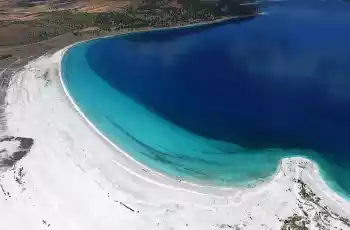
(0, 54), (12, 60)
(280, 179), (350, 230)
(0, 0), (258, 46)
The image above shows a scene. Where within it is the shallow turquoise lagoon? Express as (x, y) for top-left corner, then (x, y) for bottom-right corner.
(62, 0), (350, 198)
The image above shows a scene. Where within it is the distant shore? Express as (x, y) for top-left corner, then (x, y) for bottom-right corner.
(0, 11), (258, 70)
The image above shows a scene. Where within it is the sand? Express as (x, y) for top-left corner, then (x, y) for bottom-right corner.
(0, 48), (350, 229)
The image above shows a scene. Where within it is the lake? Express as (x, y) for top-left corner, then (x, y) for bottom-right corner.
(62, 0), (350, 198)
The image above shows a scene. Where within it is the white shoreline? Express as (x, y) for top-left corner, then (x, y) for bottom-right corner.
(56, 20), (349, 197)
(58, 42), (350, 201)
(58, 46), (272, 195)
(57, 14), (275, 194)
(2, 23), (350, 229)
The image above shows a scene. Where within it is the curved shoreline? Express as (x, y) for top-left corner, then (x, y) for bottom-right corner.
(2, 5), (350, 229)
(57, 14), (286, 194)
(58, 16), (350, 203)
(58, 45), (350, 204)
(3, 31), (350, 230)
(59, 46), (270, 194)
(58, 13), (276, 191)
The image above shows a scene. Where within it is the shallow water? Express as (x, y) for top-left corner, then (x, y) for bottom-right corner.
(62, 0), (350, 197)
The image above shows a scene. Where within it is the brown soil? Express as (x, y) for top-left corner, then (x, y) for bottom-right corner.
(77, 0), (130, 12)
(0, 0), (130, 20)
(0, 27), (117, 69)
(0, 24), (59, 47)
(0, 0), (132, 47)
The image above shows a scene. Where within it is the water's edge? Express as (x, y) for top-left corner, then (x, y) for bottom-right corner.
(59, 17), (350, 200)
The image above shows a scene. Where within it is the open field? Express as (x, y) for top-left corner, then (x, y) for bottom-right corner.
(0, 0), (257, 71)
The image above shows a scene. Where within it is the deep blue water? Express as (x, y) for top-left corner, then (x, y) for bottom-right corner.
(62, 0), (350, 197)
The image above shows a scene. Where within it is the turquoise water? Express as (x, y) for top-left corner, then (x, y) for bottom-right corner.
(62, 0), (350, 197)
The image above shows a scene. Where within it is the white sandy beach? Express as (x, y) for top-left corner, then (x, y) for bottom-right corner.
(0, 49), (350, 229)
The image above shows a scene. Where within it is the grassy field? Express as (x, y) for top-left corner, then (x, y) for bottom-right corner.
(0, 0), (257, 47)
(0, 0), (257, 71)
